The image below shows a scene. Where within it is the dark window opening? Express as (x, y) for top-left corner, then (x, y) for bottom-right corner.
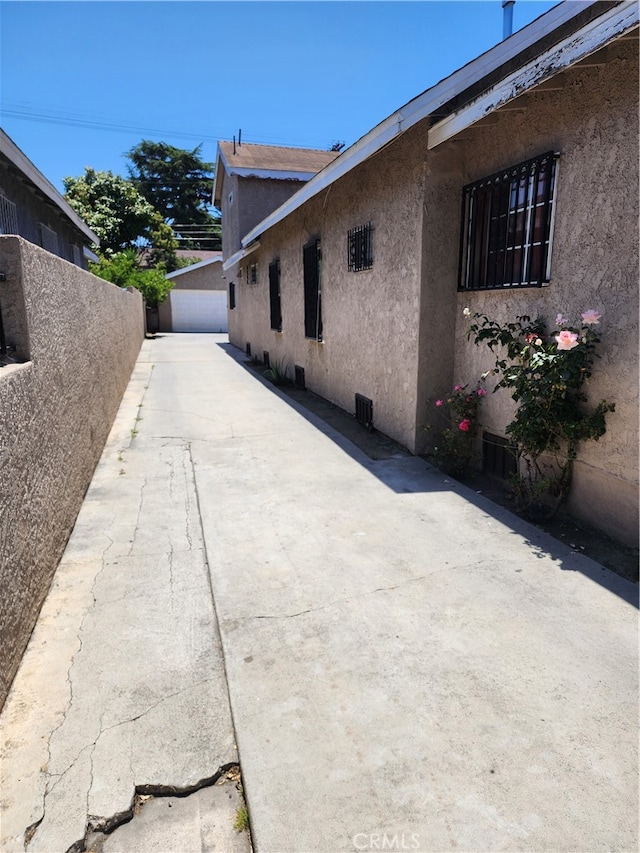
(348, 222), (374, 271)
(269, 259), (282, 332)
(229, 281), (236, 310)
(459, 151), (558, 291)
(248, 263), (258, 284)
(303, 239), (322, 341)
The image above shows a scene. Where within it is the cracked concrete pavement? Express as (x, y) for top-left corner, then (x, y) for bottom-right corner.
(1, 333), (638, 852)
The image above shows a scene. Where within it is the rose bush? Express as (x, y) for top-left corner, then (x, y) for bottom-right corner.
(427, 382), (486, 477)
(466, 308), (614, 518)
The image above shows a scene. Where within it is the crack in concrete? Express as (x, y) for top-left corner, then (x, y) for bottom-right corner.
(65, 761), (241, 853)
(128, 476), (147, 556)
(28, 679), (217, 849)
(244, 575), (430, 620)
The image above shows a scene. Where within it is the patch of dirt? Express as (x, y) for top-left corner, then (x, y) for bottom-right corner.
(461, 471), (638, 583)
(250, 362), (638, 585)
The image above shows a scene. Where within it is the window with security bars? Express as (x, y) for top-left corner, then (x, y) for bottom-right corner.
(269, 259), (282, 331)
(348, 223), (373, 271)
(38, 223), (59, 255)
(229, 282), (236, 310)
(303, 239), (322, 341)
(0, 194), (18, 234)
(458, 152), (558, 291)
(248, 263), (258, 284)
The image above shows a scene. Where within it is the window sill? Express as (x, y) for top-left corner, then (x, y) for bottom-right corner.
(0, 360), (33, 380)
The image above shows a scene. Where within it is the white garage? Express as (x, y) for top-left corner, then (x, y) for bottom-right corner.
(168, 289), (228, 333)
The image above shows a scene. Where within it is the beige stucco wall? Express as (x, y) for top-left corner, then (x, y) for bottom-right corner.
(431, 39), (638, 545)
(228, 127), (427, 451)
(228, 37), (637, 546)
(0, 236), (144, 709)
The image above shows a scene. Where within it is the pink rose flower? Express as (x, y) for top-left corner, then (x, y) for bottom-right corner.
(435, 399), (443, 407)
(555, 330), (579, 351)
(477, 388), (487, 397)
(454, 384), (463, 392)
(458, 419), (471, 432)
(581, 309), (601, 325)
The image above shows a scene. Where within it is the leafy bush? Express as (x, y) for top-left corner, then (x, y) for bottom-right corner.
(466, 308), (614, 518)
(427, 381), (486, 477)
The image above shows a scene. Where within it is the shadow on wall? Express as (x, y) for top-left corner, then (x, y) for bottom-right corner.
(217, 341), (638, 609)
(0, 236), (145, 711)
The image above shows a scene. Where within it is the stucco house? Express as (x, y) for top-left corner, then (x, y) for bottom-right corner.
(158, 251), (228, 332)
(0, 129), (99, 267)
(221, 0), (638, 547)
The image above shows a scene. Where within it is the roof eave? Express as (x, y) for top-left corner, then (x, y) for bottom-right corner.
(240, 0), (616, 248)
(1, 129), (100, 246)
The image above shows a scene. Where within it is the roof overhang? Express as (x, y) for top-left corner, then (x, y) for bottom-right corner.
(222, 241), (260, 272)
(165, 256), (222, 279)
(239, 0), (630, 249)
(212, 143), (321, 206)
(428, 1), (639, 148)
(1, 129), (100, 245)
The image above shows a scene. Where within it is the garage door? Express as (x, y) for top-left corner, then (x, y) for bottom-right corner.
(170, 290), (228, 333)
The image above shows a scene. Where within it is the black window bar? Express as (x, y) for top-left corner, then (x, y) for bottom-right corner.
(269, 259), (282, 332)
(348, 223), (374, 271)
(458, 151), (558, 291)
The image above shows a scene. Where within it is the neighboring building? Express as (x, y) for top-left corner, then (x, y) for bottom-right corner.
(0, 129), (99, 267)
(158, 252), (228, 332)
(213, 141), (340, 263)
(222, 0), (639, 546)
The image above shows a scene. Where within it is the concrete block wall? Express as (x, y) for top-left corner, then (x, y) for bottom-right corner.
(0, 236), (144, 709)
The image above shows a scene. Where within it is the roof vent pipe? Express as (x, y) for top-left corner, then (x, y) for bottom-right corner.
(502, 0), (515, 39)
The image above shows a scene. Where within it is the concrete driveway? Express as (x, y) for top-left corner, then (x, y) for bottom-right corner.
(1, 334), (637, 853)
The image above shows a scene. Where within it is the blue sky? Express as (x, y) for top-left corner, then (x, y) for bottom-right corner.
(1, 1), (559, 194)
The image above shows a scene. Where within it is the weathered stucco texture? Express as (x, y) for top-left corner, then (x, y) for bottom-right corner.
(441, 41), (638, 545)
(229, 128), (427, 451)
(0, 236), (144, 708)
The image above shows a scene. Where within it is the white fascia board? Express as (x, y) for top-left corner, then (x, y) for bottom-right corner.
(83, 246), (100, 263)
(1, 129), (100, 245)
(226, 167), (316, 181)
(165, 256), (222, 279)
(428, 2), (639, 149)
(240, 0), (602, 248)
(222, 241), (260, 272)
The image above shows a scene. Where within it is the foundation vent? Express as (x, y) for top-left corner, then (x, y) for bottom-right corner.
(355, 394), (373, 430)
(294, 365), (306, 389)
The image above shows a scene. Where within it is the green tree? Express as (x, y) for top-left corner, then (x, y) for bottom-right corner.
(63, 168), (162, 254)
(91, 249), (173, 307)
(126, 140), (221, 250)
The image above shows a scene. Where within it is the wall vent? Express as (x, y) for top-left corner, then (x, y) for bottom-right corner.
(483, 432), (518, 479)
(294, 365), (306, 389)
(355, 394), (373, 430)
(263, 350), (270, 368)
(245, 342), (251, 356)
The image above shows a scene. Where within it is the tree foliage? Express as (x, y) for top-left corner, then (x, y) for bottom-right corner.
(126, 140), (220, 249)
(90, 249), (174, 307)
(63, 168), (161, 253)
